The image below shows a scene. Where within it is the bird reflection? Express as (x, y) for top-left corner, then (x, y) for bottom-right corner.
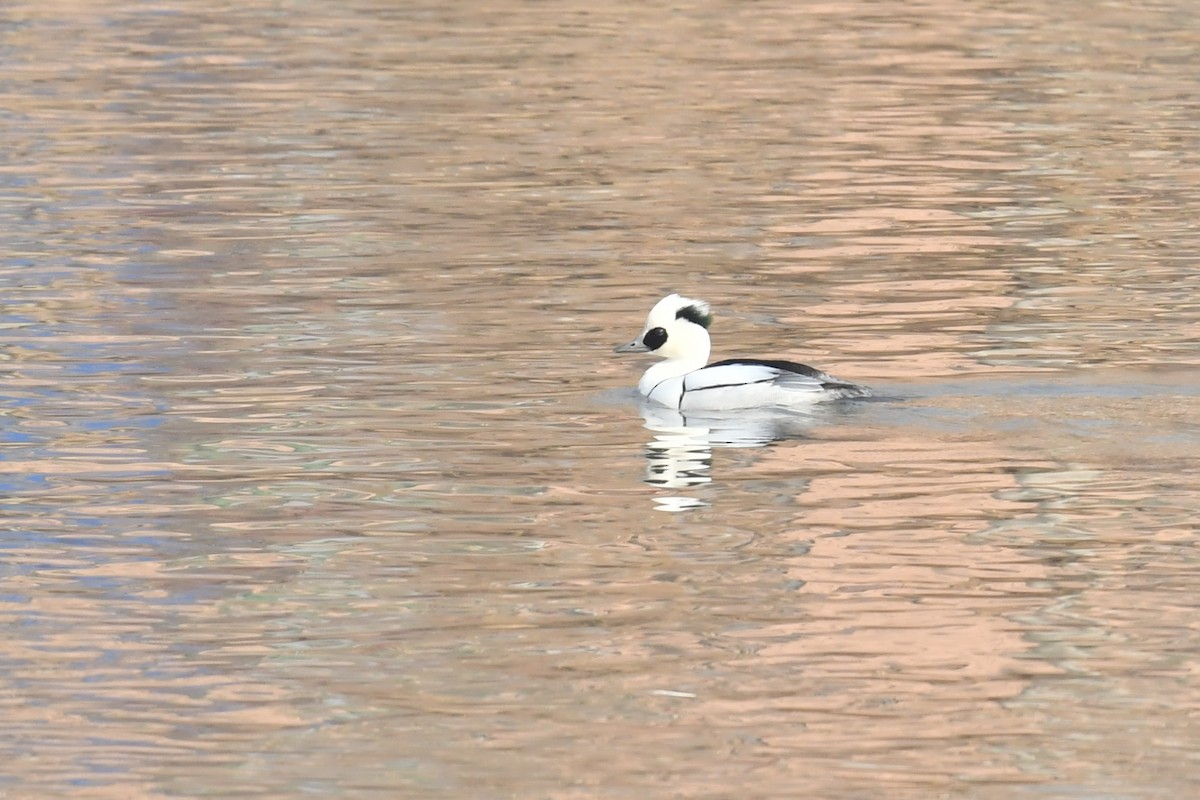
(637, 400), (829, 512)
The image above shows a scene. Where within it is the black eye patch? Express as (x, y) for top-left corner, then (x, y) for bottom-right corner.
(642, 327), (668, 350)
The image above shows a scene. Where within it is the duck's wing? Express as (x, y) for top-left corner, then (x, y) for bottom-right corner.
(682, 359), (821, 394)
(697, 358), (868, 396)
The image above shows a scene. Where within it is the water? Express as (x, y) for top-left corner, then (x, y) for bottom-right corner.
(2, 0), (1200, 796)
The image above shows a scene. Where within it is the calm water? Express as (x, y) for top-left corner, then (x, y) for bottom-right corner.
(3, 0), (1200, 797)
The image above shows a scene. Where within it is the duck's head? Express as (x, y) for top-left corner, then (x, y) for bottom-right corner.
(614, 293), (713, 366)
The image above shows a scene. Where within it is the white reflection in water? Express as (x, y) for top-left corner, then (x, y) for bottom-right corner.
(636, 399), (858, 511)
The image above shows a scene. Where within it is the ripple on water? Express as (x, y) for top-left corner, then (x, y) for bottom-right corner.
(3, 0), (1200, 797)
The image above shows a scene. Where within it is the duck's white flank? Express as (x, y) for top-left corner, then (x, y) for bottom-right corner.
(614, 293), (870, 411)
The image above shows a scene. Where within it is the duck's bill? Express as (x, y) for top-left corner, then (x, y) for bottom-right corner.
(614, 338), (650, 353)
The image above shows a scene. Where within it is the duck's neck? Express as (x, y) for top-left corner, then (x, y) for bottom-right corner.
(638, 349), (709, 396)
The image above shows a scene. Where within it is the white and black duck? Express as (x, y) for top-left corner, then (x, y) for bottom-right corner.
(614, 293), (870, 412)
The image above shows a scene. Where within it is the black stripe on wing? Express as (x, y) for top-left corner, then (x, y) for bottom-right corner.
(706, 358), (863, 391)
(686, 377), (776, 393)
(708, 358), (826, 378)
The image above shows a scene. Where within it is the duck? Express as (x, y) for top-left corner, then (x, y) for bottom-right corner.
(614, 293), (870, 411)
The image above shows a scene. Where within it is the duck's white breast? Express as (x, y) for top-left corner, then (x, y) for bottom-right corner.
(645, 376), (685, 408)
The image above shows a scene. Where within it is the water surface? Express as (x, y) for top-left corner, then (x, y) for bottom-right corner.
(3, 0), (1200, 797)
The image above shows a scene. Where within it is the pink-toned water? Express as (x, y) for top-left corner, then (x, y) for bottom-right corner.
(3, 1), (1200, 797)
